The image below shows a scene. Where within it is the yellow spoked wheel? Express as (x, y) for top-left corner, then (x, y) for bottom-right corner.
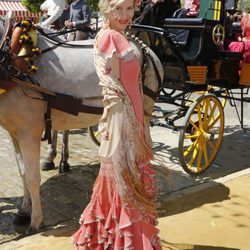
(88, 126), (100, 146)
(179, 94), (224, 175)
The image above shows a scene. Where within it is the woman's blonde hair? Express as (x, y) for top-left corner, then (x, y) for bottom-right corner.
(98, 0), (138, 20)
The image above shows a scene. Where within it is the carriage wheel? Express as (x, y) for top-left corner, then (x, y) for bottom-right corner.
(179, 94), (224, 175)
(88, 126), (100, 146)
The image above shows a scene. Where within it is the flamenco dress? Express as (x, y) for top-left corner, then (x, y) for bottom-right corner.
(228, 11), (250, 63)
(72, 28), (162, 250)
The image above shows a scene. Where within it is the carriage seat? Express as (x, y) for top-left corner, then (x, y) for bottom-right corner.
(164, 17), (205, 48)
(0, 17), (14, 50)
(164, 17), (205, 27)
(219, 51), (243, 60)
(163, 18), (205, 60)
(231, 21), (242, 35)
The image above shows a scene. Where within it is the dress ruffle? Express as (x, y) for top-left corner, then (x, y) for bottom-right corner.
(72, 163), (161, 250)
(96, 28), (134, 60)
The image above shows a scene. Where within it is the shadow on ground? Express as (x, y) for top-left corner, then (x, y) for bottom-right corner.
(1, 125), (249, 243)
(162, 240), (240, 250)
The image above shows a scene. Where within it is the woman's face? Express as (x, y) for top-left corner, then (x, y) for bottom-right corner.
(108, 0), (135, 32)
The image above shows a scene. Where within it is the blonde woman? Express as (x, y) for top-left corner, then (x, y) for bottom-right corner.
(72, 0), (162, 248)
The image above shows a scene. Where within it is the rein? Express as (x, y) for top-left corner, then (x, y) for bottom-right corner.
(34, 25), (94, 55)
(9, 25), (94, 62)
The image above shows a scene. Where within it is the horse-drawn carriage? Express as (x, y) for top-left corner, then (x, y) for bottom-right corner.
(1, 0), (249, 176)
(122, 0), (250, 175)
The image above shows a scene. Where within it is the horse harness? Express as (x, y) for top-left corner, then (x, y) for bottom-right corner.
(0, 18), (161, 143)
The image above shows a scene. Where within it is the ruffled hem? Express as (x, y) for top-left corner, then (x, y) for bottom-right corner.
(72, 164), (161, 250)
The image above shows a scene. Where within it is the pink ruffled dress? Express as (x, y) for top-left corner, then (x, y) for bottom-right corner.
(72, 28), (162, 249)
(228, 12), (250, 64)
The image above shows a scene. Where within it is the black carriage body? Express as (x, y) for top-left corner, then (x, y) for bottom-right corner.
(128, 0), (248, 175)
(130, 0), (242, 90)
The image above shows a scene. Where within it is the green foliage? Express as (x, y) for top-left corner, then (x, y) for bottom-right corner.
(21, 0), (99, 14)
(244, 0), (250, 11)
(21, 0), (44, 13)
(86, 0), (99, 12)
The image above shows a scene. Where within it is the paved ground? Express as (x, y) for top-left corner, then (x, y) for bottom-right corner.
(0, 99), (250, 249)
(2, 170), (250, 250)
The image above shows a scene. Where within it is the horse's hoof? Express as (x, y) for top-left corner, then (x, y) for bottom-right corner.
(26, 225), (39, 235)
(13, 212), (31, 226)
(41, 162), (55, 171)
(59, 161), (70, 173)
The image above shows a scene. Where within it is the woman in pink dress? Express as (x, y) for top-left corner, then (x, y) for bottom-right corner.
(240, 8), (250, 62)
(72, 0), (162, 249)
(229, 7), (250, 63)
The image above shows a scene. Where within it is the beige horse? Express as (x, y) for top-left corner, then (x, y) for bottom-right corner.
(0, 24), (163, 234)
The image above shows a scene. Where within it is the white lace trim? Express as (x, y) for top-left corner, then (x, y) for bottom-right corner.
(97, 47), (135, 61)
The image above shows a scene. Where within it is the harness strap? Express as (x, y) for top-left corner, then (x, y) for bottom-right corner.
(34, 25), (94, 55)
(147, 52), (162, 91)
(41, 93), (103, 144)
(143, 85), (158, 99)
(42, 101), (52, 144)
(128, 36), (162, 100)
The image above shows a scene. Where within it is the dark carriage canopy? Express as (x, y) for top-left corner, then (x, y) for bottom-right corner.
(0, 0), (41, 22)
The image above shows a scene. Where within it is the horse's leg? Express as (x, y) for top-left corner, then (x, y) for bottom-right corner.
(18, 132), (43, 234)
(59, 130), (70, 173)
(41, 130), (58, 171)
(11, 135), (32, 225)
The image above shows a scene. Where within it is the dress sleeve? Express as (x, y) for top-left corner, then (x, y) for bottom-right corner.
(96, 30), (134, 61)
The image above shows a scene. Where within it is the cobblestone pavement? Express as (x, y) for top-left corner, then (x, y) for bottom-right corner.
(1, 105), (250, 246)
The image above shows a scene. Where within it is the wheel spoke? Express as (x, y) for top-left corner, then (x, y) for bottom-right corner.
(183, 138), (198, 157)
(187, 143), (198, 169)
(189, 119), (199, 131)
(179, 95), (224, 175)
(207, 137), (217, 150)
(197, 103), (204, 130)
(202, 139), (209, 164)
(184, 134), (199, 140)
(196, 142), (203, 171)
(208, 114), (221, 131)
(203, 99), (209, 130)
(207, 100), (217, 124)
